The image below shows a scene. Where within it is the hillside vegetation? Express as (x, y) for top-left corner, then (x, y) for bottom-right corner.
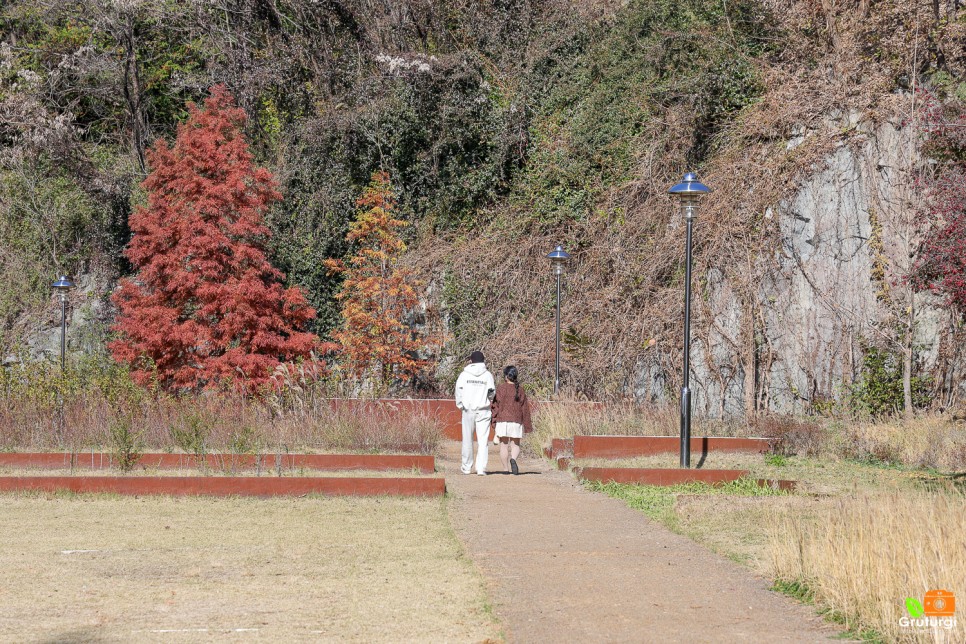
(2, 0), (964, 403)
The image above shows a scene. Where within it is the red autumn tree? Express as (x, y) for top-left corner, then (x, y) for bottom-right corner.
(109, 85), (317, 392)
(324, 171), (435, 390)
(913, 95), (966, 311)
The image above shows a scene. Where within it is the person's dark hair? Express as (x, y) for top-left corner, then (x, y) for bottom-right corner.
(503, 365), (520, 401)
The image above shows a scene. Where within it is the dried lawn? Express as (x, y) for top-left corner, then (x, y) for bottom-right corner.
(0, 494), (499, 643)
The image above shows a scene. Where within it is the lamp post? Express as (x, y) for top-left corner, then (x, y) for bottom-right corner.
(51, 276), (75, 371)
(546, 245), (570, 396)
(668, 173), (711, 469)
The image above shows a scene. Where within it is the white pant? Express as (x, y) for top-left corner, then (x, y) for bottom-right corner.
(461, 409), (491, 474)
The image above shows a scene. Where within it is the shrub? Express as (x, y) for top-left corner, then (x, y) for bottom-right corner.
(108, 412), (143, 473)
(169, 410), (212, 458)
(227, 425), (260, 456)
(849, 346), (932, 417)
(755, 415), (827, 457)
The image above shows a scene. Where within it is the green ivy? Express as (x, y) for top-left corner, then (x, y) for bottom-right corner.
(849, 346), (933, 416)
(507, 0), (772, 226)
(0, 161), (107, 353)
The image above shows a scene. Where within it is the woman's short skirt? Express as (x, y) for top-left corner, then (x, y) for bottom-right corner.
(494, 421), (524, 439)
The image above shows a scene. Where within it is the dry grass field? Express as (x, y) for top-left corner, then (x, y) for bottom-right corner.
(0, 494), (499, 643)
(770, 491), (965, 643)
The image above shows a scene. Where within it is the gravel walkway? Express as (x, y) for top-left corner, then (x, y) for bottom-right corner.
(443, 441), (840, 643)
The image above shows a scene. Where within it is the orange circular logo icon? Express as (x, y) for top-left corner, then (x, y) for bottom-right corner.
(924, 590), (956, 617)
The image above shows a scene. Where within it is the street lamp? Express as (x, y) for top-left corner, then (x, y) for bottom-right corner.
(668, 172), (711, 469)
(51, 276), (75, 371)
(546, 245), (570, 396)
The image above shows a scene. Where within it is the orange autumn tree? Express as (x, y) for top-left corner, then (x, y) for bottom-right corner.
(324, 171), (435, 390)
(109, 86), (317, 393)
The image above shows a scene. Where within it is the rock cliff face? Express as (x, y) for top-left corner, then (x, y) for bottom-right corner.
(684, 117), (947, 416)
(10, 275), (112, 366)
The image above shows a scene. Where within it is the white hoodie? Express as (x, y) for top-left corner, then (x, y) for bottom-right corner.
(454, 362), (495, 412)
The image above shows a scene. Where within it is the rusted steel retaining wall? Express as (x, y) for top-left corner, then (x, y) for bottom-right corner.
(572, 436), (771, 459)
(0, 452), (434, 473)
(0, 475), (445, 497)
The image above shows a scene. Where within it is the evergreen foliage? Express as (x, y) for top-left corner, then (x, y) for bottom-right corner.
(850, 346), (932, 417)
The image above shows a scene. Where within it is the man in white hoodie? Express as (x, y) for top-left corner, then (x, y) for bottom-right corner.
(454, 351), (495, 475)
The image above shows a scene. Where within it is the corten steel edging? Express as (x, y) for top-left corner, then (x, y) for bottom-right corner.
(0, 453), (434, 473)
(572, 436), (772, 459)
(577, 467), (798, 490)
(0, 475), (446, 497)
(551, 438), (574, 458)
(0, 453), (78, 468)
(578, 467), (750, 486)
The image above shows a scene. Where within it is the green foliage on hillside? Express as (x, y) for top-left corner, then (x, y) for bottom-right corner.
(509, 0), (771, 225)
(269, 53), (528, 331)
(0, 160), (107, 348)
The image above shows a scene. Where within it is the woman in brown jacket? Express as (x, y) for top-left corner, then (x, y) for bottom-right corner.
(490, 366), (532, 475)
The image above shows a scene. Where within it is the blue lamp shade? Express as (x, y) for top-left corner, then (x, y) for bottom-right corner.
(52, 276), (75, 292)
(669, 172), (711, 219)
(668, 172), (712, 199)
(547, 245), (570, 275)
(546, 245), (570, 262)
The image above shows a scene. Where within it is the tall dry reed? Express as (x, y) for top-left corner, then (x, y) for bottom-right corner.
(528, 399), (750, 455)
(745, 414), (966, 471)
(841, 417), (966, 471)
(0, 360), (441, 454)
(768, 491), (966, 643)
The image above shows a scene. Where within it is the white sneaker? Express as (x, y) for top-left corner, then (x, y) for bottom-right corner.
(477, 471), (486, 476)
(461, 469), (472, 475)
